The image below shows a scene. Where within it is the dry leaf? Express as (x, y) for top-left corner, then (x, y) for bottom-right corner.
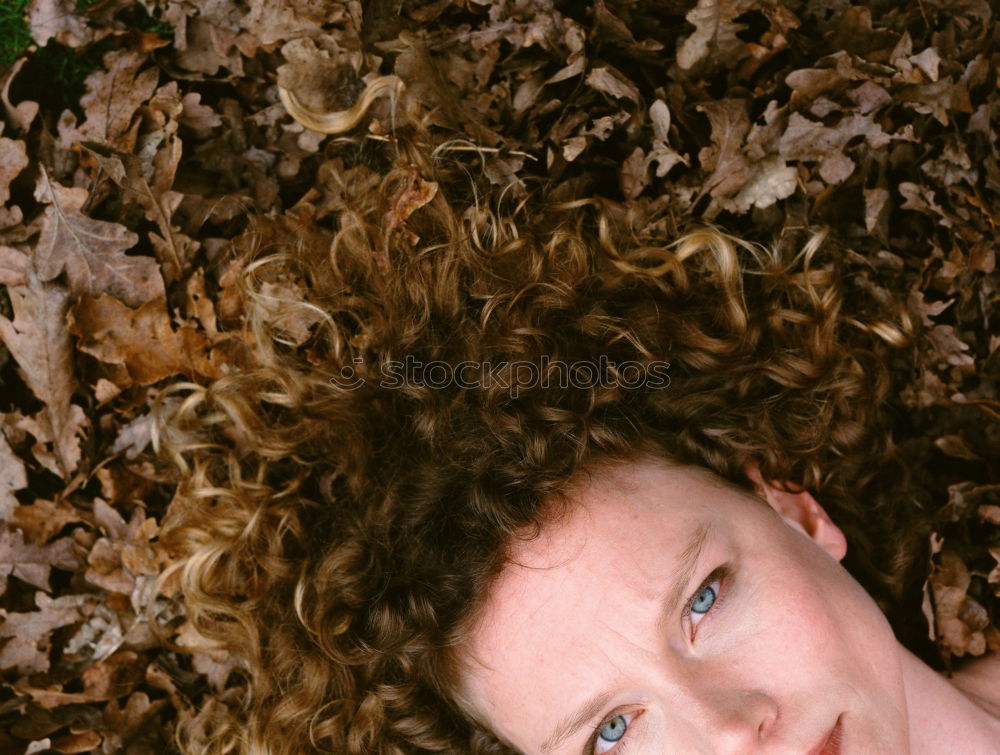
(934, 434), (981, 461)
(85, 498), (163, 596)
(696, 99), (752, 198)
(907, 289), (955, 327)
(184, 268), (219, 337)
(49, 730), (103, 753)
(180, 92), (223, 138)
(109, 413), (160, 461)
(620, 146), (649, 200)
(99, 691), (169, 753)
(1, 57), (40, 131)
(584, 66), (639, 103)
(0, 271), (86, 476)
(0, 432), (26, 522)
(12, 498), (84, 545)
(715, 155), (798, 215)
(383, 167), (439, 254)
(909, 47), (942, 82)
(925, 324), (975, 368)
(677, 0), (757, 71)
(62, 599), (125, 664)
(33, 174), (164, 308)
(69, 294), (219, 384)
(987, 548), (1000, 595)
(172, 17), (245, 77)
(0, 592), (89, 674)
(0, 244), (27, 286)
(898, 181), (953, 227)
(0, 529), (85, 596)
(778, 111), (894, 163)
(250, 279), (323, 346)
(0, 137), (28, 206)
(176, 620), (236, 691)
(864, 187), (891, 238)
(646, 140), (688, 179)
(848, 80), (893, 114)
(931, 549), (988, 657)
(241, 0), (351, 46)
(276, 37), (365, 114)
(81, 142), (195, 284)
(59, 49), (159, 150)
(649, 99), (671, 143)
(81, 650), (144, 699)
(27, 0), (94, 48)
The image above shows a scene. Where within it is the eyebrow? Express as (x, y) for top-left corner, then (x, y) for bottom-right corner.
(539, 520), (713, 755)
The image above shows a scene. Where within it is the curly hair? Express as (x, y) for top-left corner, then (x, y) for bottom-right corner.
(152, 92), (933, 754)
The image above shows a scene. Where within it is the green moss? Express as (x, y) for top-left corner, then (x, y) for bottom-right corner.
(0, 0), (31, 66)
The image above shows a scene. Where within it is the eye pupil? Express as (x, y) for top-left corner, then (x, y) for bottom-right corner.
(692, 584), (716, 613)
(599, 715), (627, 742)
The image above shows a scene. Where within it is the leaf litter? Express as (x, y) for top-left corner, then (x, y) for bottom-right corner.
(0, 0), (997, 751)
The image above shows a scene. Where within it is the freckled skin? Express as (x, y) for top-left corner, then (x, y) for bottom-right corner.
(458, 457), (1000, 755)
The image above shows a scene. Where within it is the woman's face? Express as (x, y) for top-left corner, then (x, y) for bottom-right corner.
(459, 456), (911, 754)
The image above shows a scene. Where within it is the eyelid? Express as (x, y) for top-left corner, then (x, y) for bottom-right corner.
(680, 563), (731, 638)
(585, 566), (732, 753)
(586, 709), (643, 755)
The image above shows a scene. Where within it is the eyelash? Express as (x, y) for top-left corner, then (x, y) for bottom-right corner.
(586, 564), (733, 754)
(681, 563), (731, 640)
(586, 710), (642, 755)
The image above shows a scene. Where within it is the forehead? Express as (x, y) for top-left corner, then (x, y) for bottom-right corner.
(509, 458), (728, 570)
(458, 459), (758, 738)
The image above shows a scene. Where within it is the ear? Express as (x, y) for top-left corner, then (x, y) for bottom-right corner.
(742, 461), (847, 562)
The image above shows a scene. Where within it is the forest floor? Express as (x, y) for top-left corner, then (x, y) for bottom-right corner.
(0, 0), (998, 752)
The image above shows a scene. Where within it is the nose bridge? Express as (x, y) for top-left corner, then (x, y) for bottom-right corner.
(670, 656), (778, 755)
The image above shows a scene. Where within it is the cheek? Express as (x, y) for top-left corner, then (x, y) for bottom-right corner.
(744, 538), (898, 682)
(753, 540), (910, 720)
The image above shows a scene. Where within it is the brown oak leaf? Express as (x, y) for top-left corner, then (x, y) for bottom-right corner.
(27, 0), (95, 48)
(0, 431), (26, 522)
(82, 136), (195, 284)
(69, 294), (220, 384)
(241, 0), (351, 46)
(778, 111), (895, 163)
(81, 650), (145, 699)
(0, 529), (86, 596)
(58, 49), (159, 151)
(696, 99), (752, 199)
(0, 592), (90, 675)
(85, 499), (164, 595)
(676, 0), (757, 71)
(48, 731), (103, 753)
(584, 65), (640, 103)
(931, 549), (989, 657)
(0, 271), (87, 477)
(0, 137), (28, 206)
(11, 498), (84, 545)
(33, 173), (164, 308)
(99, 691), (169, 753)
(0, 244), (27, 286)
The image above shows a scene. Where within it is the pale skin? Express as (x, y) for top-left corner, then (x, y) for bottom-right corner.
(459, 455), (1000, 754)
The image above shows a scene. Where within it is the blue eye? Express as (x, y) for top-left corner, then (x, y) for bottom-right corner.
(599, 715), (627, 742)
(691, 583), (717, 614)
(592, 711), (638, 754)
(683, 564), (731, 637)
